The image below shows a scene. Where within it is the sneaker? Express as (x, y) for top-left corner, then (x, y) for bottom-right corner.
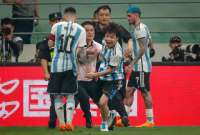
(136, 122), (155, 128)
(100, 122), (109, 132)
(108, 112), (116, 130)
(59, 124), (66, 131)
(65, 123), (74, 131)
(115, 118), (124, 127)
(121, 116), (129, 127)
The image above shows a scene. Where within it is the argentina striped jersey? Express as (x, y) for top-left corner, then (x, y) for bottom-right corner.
(99, 42), (124, 81)
(49, 21), (86, 75)
(131, 22), (152, 72)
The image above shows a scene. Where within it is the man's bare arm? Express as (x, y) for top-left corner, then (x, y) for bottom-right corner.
(132, 38), (145, 64)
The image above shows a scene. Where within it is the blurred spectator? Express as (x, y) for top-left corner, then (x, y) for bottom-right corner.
(162, 36), (200, 62)
(162, 36), (185, 62)
(3, 0), (39, 44)
(0, 17), (23, 63)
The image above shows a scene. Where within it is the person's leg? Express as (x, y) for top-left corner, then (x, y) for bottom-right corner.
(76, 82), (92, 128)
(54, 95), (65, 130)
(108, 91), (129, 127)
(48, 95), (57, 128)
(124, 71), (139, 114)
(124, 86), (135, 114)
(141, 90), (153, 122)
(88, 81), (102, 105)
(136, 72), (154, 127)
(66, 94), (75, 123)
(107, 80), (129, 128)
(13, 17), (33, 44)
(47, 72), (65, 130)
(99, 94), (109, 131)
(65, 94), (75, 131)
(23, 19), (33, 44)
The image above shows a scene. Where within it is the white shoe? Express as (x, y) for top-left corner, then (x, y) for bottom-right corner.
(100, 122), (109, 132)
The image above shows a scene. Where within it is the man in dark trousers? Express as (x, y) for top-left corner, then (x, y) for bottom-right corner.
(37, 12), (62, 128)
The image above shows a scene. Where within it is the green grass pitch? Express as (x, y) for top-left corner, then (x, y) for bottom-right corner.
(1, 126), (200, 135)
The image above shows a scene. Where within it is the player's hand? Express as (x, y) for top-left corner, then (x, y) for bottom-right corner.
(85, 72), (97, 79)
(44, 73), (50, 81)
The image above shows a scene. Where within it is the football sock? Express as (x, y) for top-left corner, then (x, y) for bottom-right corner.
(146, 109), (154, 123)
(54, 96), (65, 125)
(66, 95), (75, 123)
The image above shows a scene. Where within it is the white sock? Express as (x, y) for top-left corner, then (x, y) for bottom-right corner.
(54, 96), (65, 125)
(102, 121), (108, 125)
(66, 95), (75, 123)
(125, 105), (131, 115)
(146, 109), (154, 123)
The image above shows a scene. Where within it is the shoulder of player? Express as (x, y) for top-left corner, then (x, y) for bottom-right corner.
(135, 22), (147, 31)
(73, 23), (84, 30)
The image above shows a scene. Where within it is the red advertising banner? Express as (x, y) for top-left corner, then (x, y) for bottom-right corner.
(0, 65), (200, 126)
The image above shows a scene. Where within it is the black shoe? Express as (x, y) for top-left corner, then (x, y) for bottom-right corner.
(108, 112), (116, 131)
(48, 120), (56, 129)
(85, 117), (92, 128)
(108, 116), (116, 131)
(121, 116), (129, 127)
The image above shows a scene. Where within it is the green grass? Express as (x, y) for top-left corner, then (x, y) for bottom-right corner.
(1, 126), (200, 135)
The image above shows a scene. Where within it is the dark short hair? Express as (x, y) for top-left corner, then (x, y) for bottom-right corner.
(48, 12), (62, 21)
(170, 36), (182, 44)
(105, 23), (120, 38)
(81, 21), (94, 28)
(93, 9), (98, 17)
(64, 7), (76, 14)
(1, 18), (13, 26)
(96, 5), (111, 14)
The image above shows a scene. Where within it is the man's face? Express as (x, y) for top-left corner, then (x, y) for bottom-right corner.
(63, 13), (76, 22)
(105, 32), (118, 48)
(169, 43), (180, 50)
(97, 9), (111, 26)
(2, 24), (14, 35)
(84, 24), (95, 42)
(127, 13), (137, 25)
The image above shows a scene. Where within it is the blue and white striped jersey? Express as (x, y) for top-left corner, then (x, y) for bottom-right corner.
(49, 21), (86, 75)
(99, 42), (124, 81)
(131, 22), (152, 72)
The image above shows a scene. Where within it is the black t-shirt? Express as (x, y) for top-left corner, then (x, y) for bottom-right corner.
(93, 22), (131, 45)
(37, 38), (51, 62)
